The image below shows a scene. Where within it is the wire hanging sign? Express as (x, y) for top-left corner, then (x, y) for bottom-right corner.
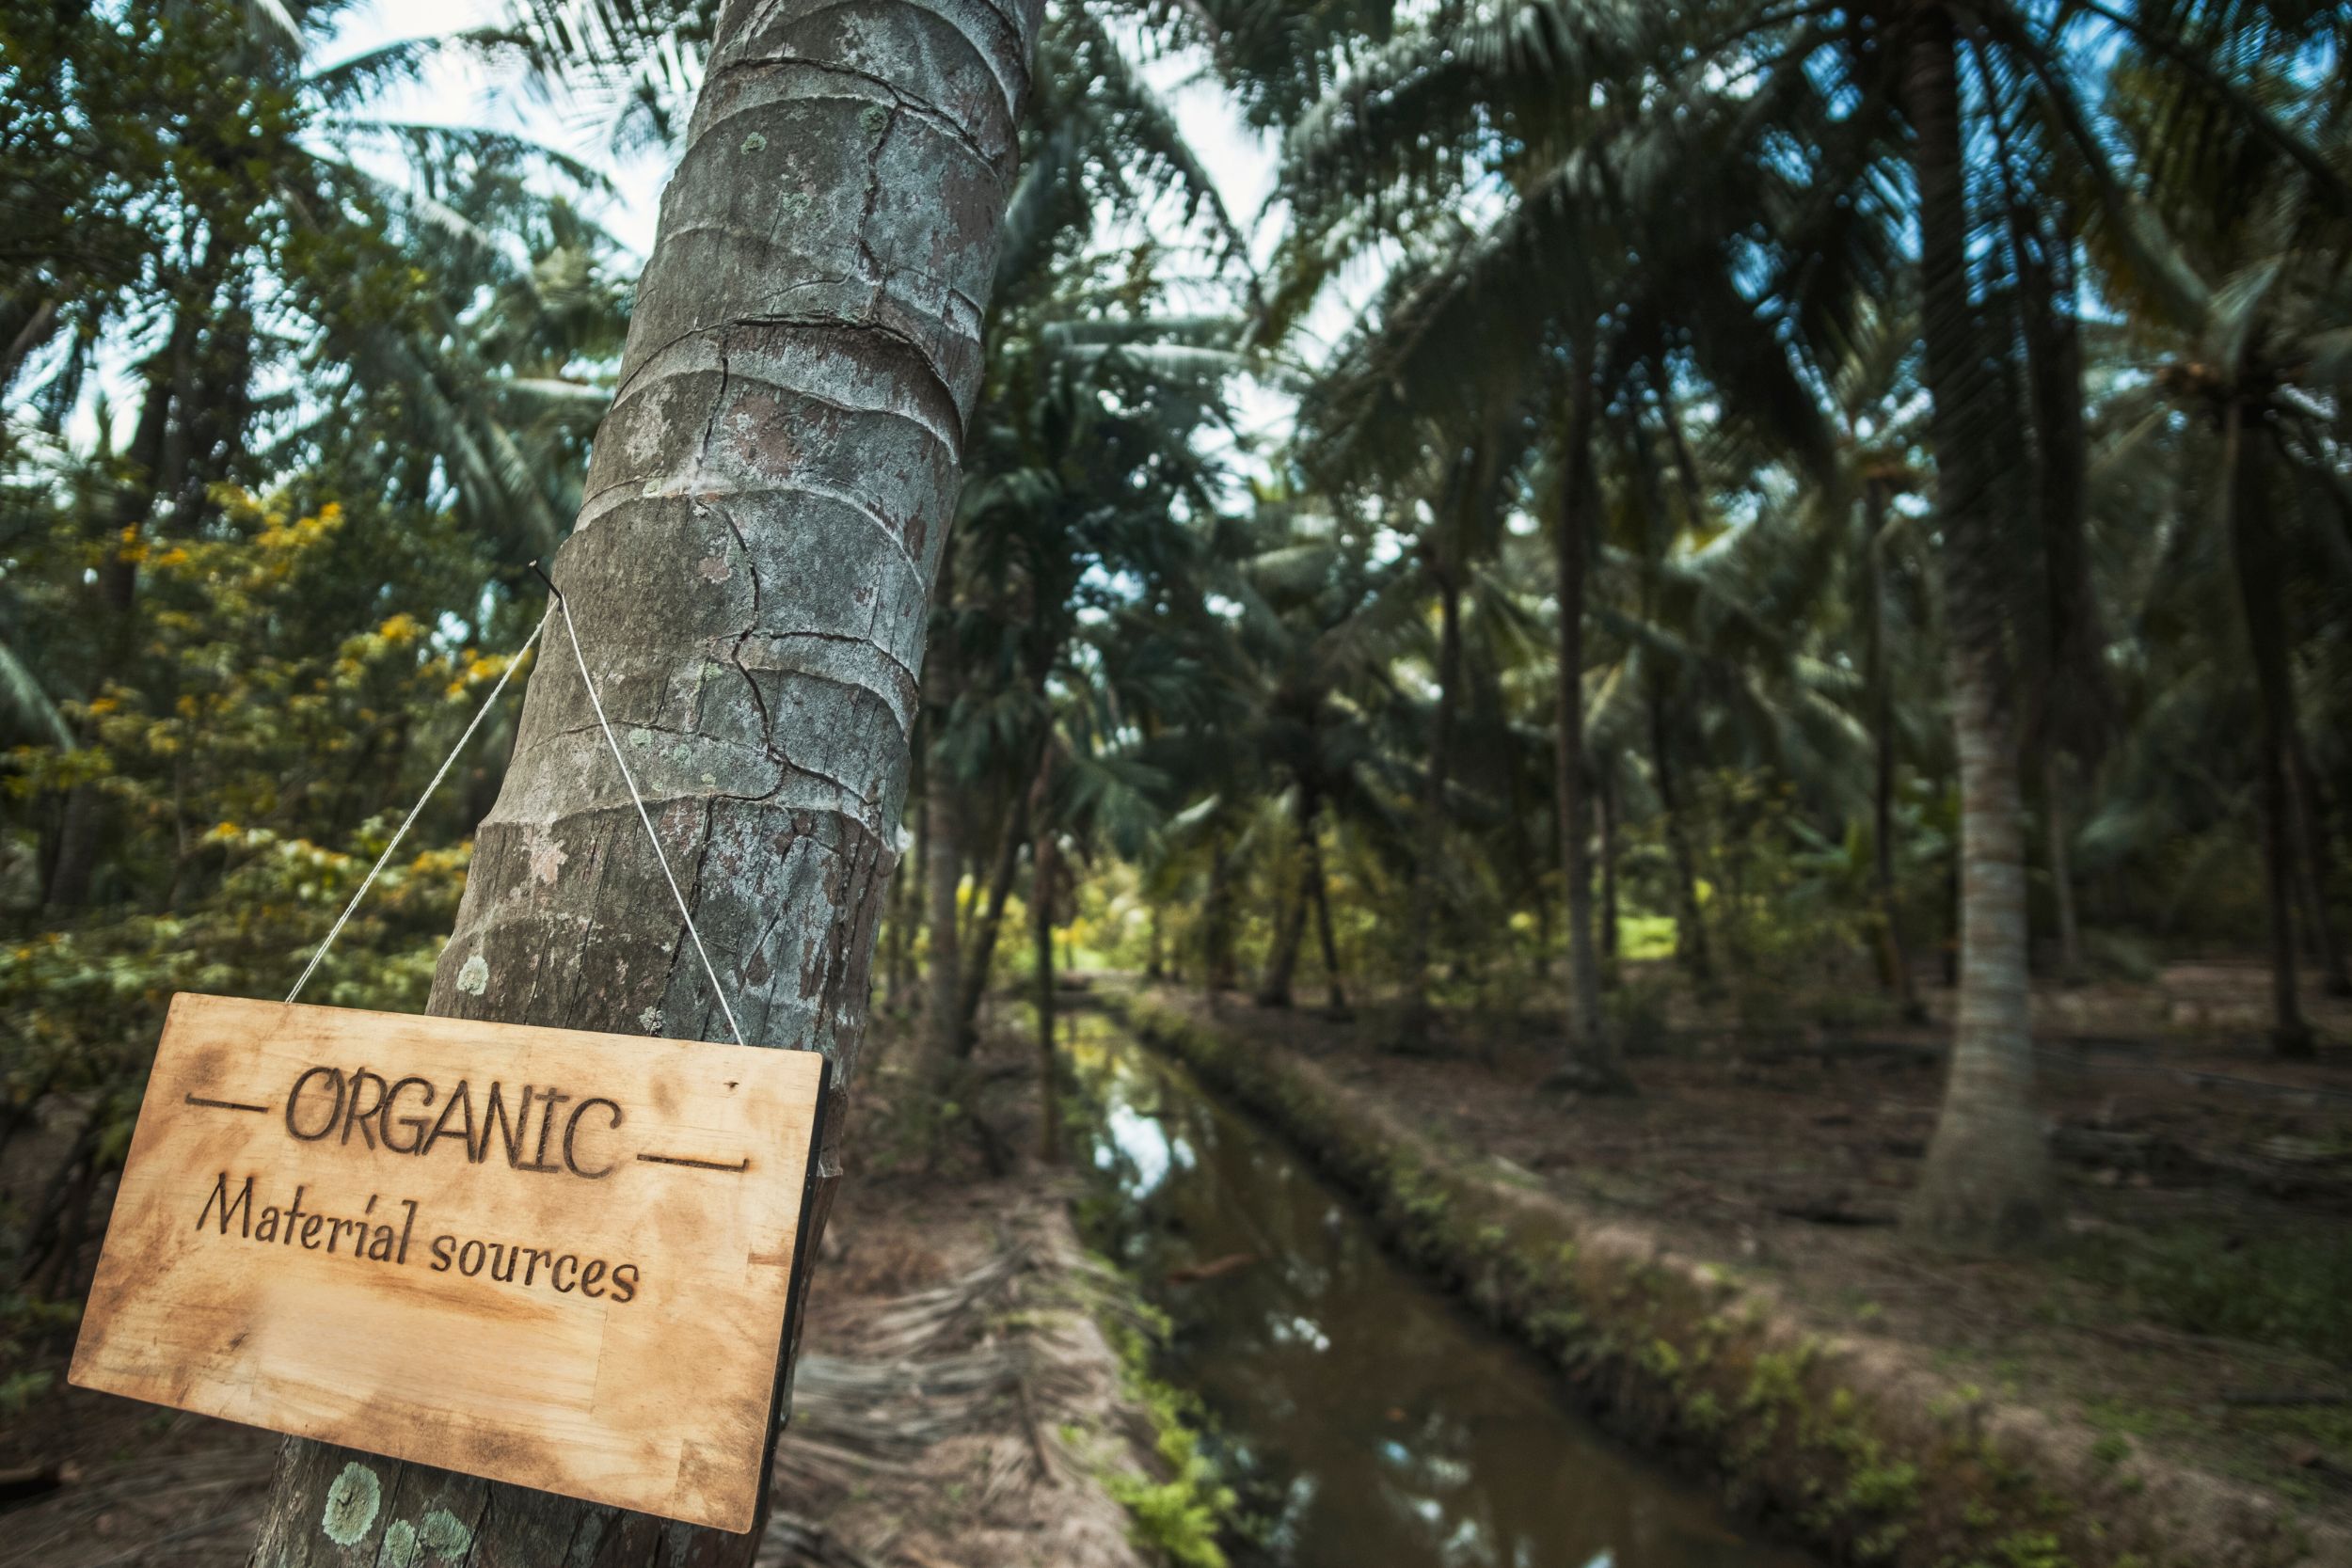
(68, 563), (825, 1533)
(284, 563), (745, 1046)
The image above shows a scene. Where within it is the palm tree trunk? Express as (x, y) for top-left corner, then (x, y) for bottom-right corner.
(2257, 736), (2311, 1056)
(1649, 689), (1712, 985)
(2022, 212), (2096, 995)
(162, 285), (250, 538)
(1305, 812), (1350, 1019)
(957, 784), (1032, 1048)
(1904, 12), (2052, 1247)
(1255, 861), (1310, 1008)
(1145, 906), (1165, 981)
(926, 637), (966, 1066)
(883, 812), (914, 1012)
(885, 710), (929, 1012)
(1553, 393), (1627, 1091)
(1204, 833), (1238, 991)
(1257, 788), (1324, 1007)
(926, 785), (967, 1060)
(2222, 401), (2315, 1056)
(895, 752), (927, 1007)
(41, 785), (105, 914)
(1031, 764), (1059, 1163)
(1597, 759), (1620, 971)
(1865, 483), (1926, 1023)
(1873, 759), (1923, 1022)
(2282, 723), (2351, 997)
(2044, 752), (2083, 981)
(247, 1), (1045, 1560)
(1397, 565), (1462, 1050)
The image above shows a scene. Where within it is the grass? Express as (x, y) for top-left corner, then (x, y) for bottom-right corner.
(2061, 1223), (2352, 1368)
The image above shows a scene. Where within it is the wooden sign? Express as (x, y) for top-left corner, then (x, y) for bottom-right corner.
(70, 993), (828, 1532)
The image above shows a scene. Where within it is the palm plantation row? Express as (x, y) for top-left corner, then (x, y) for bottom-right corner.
(8, 0), (2347, 1250)
(898, 0), (2352, 1259)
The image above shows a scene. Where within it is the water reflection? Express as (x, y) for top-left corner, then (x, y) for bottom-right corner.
(1061, 1011), (1815, 1568)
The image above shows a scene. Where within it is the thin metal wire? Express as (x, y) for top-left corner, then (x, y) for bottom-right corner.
(285, 575), (752, 1047)
(286, 612), (549, 1005)
(539, 573), (749, 1048)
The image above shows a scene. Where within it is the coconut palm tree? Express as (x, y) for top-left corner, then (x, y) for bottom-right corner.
(2088, 24), (2352, 1050)
(1255, 0), (2343, 1239)
(236, 0), (1063, 1550)
(1719, 0), (2341, 1243)
(1267, 0), (1863, 1084)
(1212, 497), (1433, 1012)
(917, 10), (1254, 1062)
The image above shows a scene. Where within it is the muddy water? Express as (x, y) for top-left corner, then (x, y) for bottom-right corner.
(1061, 1009), (1814, 1568)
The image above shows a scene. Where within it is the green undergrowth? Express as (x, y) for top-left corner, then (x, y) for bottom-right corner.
(1062, 1257), (1239, 1568)
(2057, 1224), (2352, 1369)
(1094, 989), (2314, 1568)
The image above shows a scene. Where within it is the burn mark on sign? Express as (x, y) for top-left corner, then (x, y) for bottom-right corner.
(634, 1152), (750, 1174)
(184, 1093), (268, 1114)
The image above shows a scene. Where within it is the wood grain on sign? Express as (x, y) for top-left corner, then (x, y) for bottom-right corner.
(70, 993), (828, 1532)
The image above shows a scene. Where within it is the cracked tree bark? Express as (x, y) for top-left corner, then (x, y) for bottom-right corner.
(1905, 10), (2054, 1245)
(247, 0), (1045, 1561)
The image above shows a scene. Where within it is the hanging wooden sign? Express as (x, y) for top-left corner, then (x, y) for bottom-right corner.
(70, 993), (828, 1533)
